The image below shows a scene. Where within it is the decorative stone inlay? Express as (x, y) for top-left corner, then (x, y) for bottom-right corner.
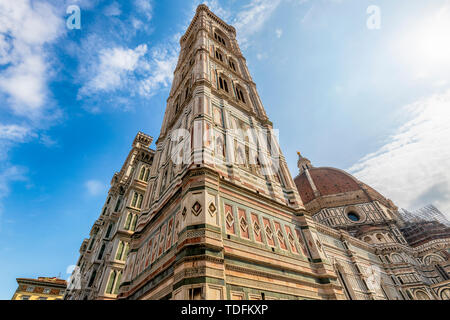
(240, 216), (248, 232)
(182, 207), (187, 220)
(226, 211), (234, 227)
(288, 232), (295, 246)
(265, 225), (273, 240)
(253, 220), (261, 235)
(192, 201), (202, 216)
(208, 202), (217, 216)
(276, 229), (284, 242)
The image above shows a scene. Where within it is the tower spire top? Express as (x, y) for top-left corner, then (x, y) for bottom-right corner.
(297, 151), (313, 174)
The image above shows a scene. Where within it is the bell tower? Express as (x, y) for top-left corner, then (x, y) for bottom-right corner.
(119, 5), (343, 300)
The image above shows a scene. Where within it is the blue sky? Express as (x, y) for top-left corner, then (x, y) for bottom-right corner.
(1, 0), (450, 299)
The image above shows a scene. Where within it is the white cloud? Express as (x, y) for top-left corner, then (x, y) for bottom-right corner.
(138, 47), (178, 98)
(104, 1), (121, 17)
(0, 0), (64, 119)
(0, 124), (35, 142)
(275, 28), (283, 38)
(233, 0), (282, 47)
(349, 89), (450, 215)
(78, 44), (148, 96)
(134, 0), (153, 20)
(85, 180), (106, 196)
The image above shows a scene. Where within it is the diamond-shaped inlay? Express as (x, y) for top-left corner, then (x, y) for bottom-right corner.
(288, 232), (295, 245)
(182, 207), (187, 220)
(208, 202), (217, 216)
(240, 217), (248, 232)
(253, 221), (261, 235)
(277, 230), (285, 243)
(192, 201), (202, 216)
(226, 211), (234, 227)
(265, 225), (273, 240)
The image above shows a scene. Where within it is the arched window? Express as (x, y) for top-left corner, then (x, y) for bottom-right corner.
(106, 270), (116, 294)
(131, 193), (138, 207)
(113, 271), (122, 294)
(137, 194), (143, 209)
(123, 243), (130, 260)
(218, 75), (229, 93)
(235, 86), (246, 104)
(97, 243), (106, 260)
(116, 241), (125, 260)
(376, 233), (385, 243)
(214, 32), (226, 46)
(144, 168), (150, 182)
(131, 214), (138, 231)
(114, 198), (121, 212)
(87, 269), (97, 288)
(105, 223), (113, 238)
(229, 58), (237, 72)
(215, 50), (224, 62)
(124, 213), (132, 230)
(139, 167), (146, 180)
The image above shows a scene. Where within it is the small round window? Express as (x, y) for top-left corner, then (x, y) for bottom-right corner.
(347, 212), (360, 222)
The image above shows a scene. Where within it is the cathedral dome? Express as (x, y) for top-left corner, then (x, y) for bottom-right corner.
(293, 153), (396, 212)
(294, 167), (361, 204)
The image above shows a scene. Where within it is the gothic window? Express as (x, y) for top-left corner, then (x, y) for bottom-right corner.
(114, 198), (121, 212)
(97, 243), (106, 260)
(144, 168), (150, 182)
(116, 241), (125, 260)
(131, 192), (143, 209)
(113, 271), (122, 294)
(218, 75), (229, 93)
(105, 223), (113, 238)
(131, 193), (138, 207)
(229, 58), (236, 72)
(139, 167), (146, 180)
(137, 194), (143, 209)
(235, 86), (246, 104)
(214, 32), (226, 46)
(87, 269), (97, 288)
(106, 270), (117, 294)
(131, 214), (138, 231)
(124, 213), (132, 230)
(215, 49), (224, 62)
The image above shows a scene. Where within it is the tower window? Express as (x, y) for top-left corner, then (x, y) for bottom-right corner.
(236, 87), (246, 104)
(215, 50), (223, 62)
(218, 76), (229, 93)
(214, 32), (226, 46)
(347, 212), (360, 222)
(229, 59), (236, 72)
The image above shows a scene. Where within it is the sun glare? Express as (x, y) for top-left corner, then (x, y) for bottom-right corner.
(395, 5), (450, 78)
